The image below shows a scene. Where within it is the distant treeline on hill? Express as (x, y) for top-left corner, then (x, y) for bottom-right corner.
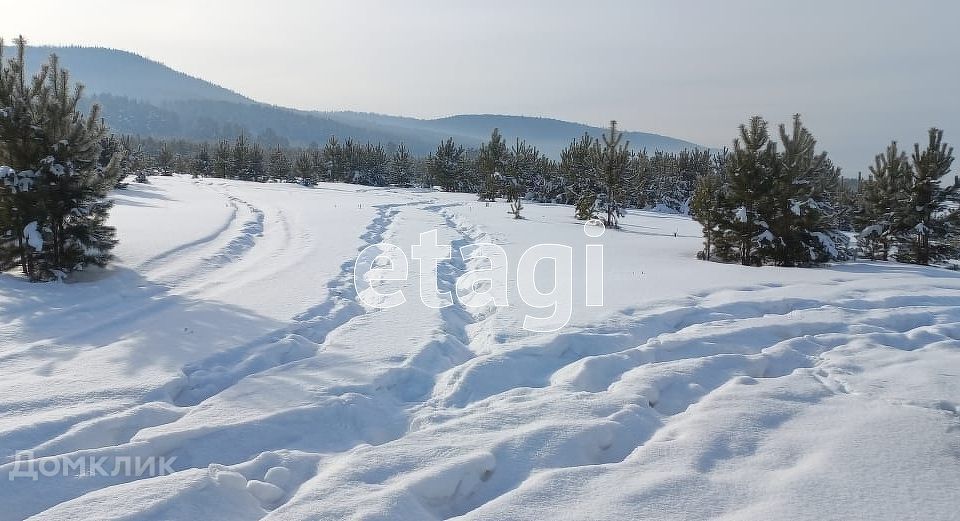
(114, 129), (720, 215)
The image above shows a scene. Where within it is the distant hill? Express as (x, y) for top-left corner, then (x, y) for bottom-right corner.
(5, 45), (703, 156)
(12, 46), (252, 105)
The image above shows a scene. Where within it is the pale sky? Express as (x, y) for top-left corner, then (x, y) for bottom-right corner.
(5, 0), (959, 173)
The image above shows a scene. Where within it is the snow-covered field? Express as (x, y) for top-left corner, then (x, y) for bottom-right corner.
(1, 176), (958, 520)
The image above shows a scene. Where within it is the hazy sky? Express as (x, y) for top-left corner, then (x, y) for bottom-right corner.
(5, 0), (959, 173)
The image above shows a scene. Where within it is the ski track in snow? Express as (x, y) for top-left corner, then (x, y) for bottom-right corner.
(1, 178), (958, 520)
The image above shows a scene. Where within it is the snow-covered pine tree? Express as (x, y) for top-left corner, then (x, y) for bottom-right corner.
(855, 141), (911, 260)
(722, 116), (778, 265)
(897, 128), (957, 265)
(528, 155), (562, 203)
(293, 150), (313, 186)
(364, 143), (389, 186)
(701, 116), (847, 266)
(0, 37), (45, 275)
(0, 39), (121, 281)
(477, 128), (509, 202)
(390, 143), (412, 187)
(772, 115), (848, 265)
(428, 138), (465, 192)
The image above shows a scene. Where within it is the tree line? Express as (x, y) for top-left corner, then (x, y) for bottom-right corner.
(125, 121), (718, 226)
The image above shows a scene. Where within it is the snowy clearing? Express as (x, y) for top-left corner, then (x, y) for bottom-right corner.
(1, 176), (958, 520)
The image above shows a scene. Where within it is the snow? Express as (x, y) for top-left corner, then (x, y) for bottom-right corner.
(734, 205), (747, 222)
(23, 221), (43, 251)
(1, 175), (958, 520)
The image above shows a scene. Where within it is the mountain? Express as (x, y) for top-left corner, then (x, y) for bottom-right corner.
(6, 45), (703, 156)
(14, 46), (252, 105)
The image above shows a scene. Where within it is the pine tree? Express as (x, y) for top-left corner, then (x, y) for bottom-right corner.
(771, 115), (847, 265)
(722, 116), (778, 265)
(560, 133), (602, 217)
(897, 129), (957, 264)
(696, 116), (847, 266)
(157, 142), (173, 173)
(193, 142), (212, 178)
(504, 139), (538, 219)
(690, 172), (724, 260)
(363, 143), (389, 186)
(233, 133), (250, 180)
(856, 142), (910, 260)
(477, 128), (508, 201)
(269, 145), (291, 182)
(595, 120), (632, 228)
(309, 147), (326, 183)
(249, 143), (265, 182)
(323, 136), (343, 182)
(293, 150), (314, 186)
(120, 136), (147, 183)
(100, 135), (128, 188)
(428, 138), (465, 192)
(0, 38), (121, 281)
(390, 143), (412, 187)
(213, 139), (231, 178)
